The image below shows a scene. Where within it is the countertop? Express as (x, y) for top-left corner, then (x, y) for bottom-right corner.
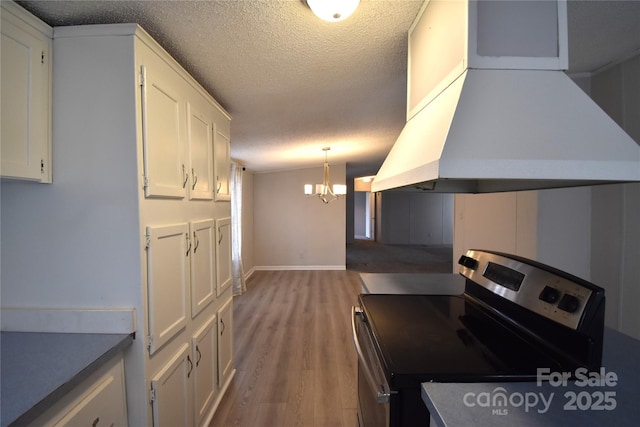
(421, 327), (640, 426)
(359, 273), (465, 295)
(0, 331), (133, 427)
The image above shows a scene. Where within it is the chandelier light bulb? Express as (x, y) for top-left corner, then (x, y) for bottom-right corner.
(307, 0), (360, 22)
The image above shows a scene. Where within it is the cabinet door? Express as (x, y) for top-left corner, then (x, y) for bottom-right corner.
(192, 315), (218, 426)
(51, 357), (127, 427)
(141, 57), (186, 199)
(190, 219), (216, 318)
(151, 343), (193, 427)
(1, 6), (51, 182)
(213, 129), (231, 201)
(215, 217), (232, 296)
(146, 223), (190, 354)
(187, 103), (214, 200)
(217, 297), (233, 387)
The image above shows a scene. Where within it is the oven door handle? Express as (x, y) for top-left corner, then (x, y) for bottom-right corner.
(351, 306), (393, 404)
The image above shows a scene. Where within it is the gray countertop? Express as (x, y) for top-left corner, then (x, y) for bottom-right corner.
(422, 327), (640, 426)
(359, 273), (465, 295)
(1, 331), (133, 427)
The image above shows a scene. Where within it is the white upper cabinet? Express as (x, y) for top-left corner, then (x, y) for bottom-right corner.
(186, 102), (215, 200)
(1, 1), (52, 182)
(214, 125), (231, 201)
(140, 55), (187, 199)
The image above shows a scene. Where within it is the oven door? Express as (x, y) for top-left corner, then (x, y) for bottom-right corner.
(352, 306), (392, 427)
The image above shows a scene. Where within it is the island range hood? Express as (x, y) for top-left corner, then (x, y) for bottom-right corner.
(372, 0), (640, 193)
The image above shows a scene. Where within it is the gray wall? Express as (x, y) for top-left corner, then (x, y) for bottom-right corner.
(251, 165), (346, 269)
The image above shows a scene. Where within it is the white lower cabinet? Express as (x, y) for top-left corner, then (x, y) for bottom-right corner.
(190, 219), (216, 318)
(217, 297), (234, 387)
(150, 344), (193, 427)
(215, 218), (232, 297)
(145, 223), (190, 355)
(151, 307), (232, 427)
(29, 355), (127, 427)
(192, 315), (218, 426)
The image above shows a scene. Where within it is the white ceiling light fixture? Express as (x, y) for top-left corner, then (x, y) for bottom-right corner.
(306, 0), (360, 22)
(304, 147), (347, 204)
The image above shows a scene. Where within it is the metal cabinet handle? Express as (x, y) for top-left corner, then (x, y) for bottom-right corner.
(216, 180), (222, 194)
(220, 319), (225, 335)
(218, 228), (223, 245)
(182, 165), (189, 188)
(92, 417), (100, 427)
(187, 354), (193, 378)
(193, 232), (199, 254)
(186, 233), (192, 256)
(196, 345), (202, 367)
(351, 306), (392, 404)
(191, 168), (198, 190)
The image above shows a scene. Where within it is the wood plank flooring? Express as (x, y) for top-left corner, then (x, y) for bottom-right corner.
(209, 270), (362, 427)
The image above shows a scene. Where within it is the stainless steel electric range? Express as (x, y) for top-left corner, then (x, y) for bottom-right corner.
(352, 249), (605, 427)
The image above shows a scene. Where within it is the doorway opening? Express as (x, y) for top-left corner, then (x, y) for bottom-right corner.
(354, 191), (375, 240)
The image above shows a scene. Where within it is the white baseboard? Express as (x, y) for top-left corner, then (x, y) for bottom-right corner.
(244, 266), (256, 281)
(254, 265), (346, 271)
(0, 307), (137, 334)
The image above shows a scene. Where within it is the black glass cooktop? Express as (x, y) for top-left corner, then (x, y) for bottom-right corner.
(359, 294), (565, 388)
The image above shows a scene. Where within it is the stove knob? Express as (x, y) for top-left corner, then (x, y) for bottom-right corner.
(458, 255), (478, 270)
(539, 286), (561, 304)
(558, 294), (580, 313)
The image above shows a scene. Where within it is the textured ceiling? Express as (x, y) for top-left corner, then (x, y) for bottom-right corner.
(15, 0), (640, 177)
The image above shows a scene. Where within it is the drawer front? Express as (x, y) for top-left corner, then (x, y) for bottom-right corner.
(30, 356), (127, 427)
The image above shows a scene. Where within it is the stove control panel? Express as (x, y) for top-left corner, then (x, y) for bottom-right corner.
(459, 250), (600, 330)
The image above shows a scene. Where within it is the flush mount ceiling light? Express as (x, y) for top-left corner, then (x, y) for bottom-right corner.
(306, 0), (360, 22)
(304, 147), (347, 204)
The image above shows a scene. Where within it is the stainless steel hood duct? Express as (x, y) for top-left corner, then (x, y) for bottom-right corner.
(372, 0), (640, 193)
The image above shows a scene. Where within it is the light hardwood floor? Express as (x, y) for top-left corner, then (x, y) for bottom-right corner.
(209, 270), (362, 427)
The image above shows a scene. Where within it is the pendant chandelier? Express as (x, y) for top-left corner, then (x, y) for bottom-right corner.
(304, 147), (347, 204)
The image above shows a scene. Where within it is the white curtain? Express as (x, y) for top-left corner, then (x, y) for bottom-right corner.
(230, 162), (247, 296)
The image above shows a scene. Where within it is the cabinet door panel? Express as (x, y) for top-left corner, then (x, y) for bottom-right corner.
(1, 16), (49, 181)
(217, 297), (233, 387)
(190, 219), (216, 318)
(141, 60), (185, 199)
(213, 130), (230, 201)
(192, 315), (217, 426)
(151, 344), (192, 427)
(187, 103), (214, 200)
(146, 223), (190, 354)
(215, 217), (232, 296)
